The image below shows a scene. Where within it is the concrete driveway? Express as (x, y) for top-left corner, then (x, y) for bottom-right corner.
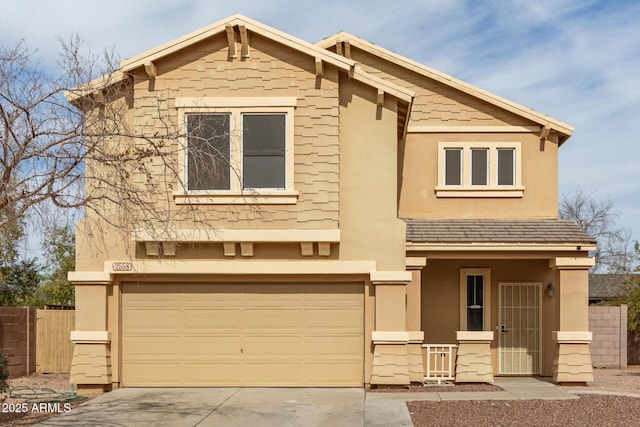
(36, 387), (383, 427)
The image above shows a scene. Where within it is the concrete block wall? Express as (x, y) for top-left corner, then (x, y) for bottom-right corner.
(589, 305), (627, 369)
(0, 307), (37, 378)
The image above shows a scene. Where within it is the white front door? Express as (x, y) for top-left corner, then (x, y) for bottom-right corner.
(498, 283), (542, 375)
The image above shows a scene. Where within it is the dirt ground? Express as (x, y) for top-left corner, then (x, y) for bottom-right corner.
(0, 373), (89, 426)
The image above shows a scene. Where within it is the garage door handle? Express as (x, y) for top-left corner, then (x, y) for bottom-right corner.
(240, 348), (244, 354)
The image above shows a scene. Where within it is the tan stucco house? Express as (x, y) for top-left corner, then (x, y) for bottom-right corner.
(68, 14), (596, 392)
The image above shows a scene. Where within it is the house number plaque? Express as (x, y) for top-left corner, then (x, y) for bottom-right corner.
(111, 262), (133, 272)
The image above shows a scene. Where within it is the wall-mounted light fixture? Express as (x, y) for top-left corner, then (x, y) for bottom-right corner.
(547, 283), (555, 297)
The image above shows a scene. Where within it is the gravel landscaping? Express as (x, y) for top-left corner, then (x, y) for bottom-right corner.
(408, 395), (640, 426)
(408, 367), (640, 427)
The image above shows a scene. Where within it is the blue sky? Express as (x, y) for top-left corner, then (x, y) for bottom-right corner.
(1, 0), (639, 247)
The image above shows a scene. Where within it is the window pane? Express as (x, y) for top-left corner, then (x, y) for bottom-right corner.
(498, 148), (514, 186)
(445, 149), (461, 186)
(243, 114), (286, 189)
(467, 275), (484, 331)
(186, 114), (230, 190)
(471, 149), (488, 185)
(243, 156), (285, 189)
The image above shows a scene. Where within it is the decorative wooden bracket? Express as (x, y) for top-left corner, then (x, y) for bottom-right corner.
(239, 25), (249, 58)
(377, 89), (385, 106)
(315, 58), (323, 77)
(144, 61), (157, 78)
(344, 40), (351, 58)
(540, 124), (551, 141)
(225, 25), (237, 58)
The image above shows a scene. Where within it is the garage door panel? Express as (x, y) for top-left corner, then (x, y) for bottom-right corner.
(124, 336), (181, 356)
(184, 309), (241, 329)
(122, 282), (363, 387)
(184, 336), (241, 356)
(184, 363), (242, 385)
(244, 309), (301, 329)
(124, 309), (181, 330)
(123, 363), (182, 386)
(243, 336), (301, 355)
(304, 336), (362, 356)
(305, 309), (363, 329)
(243, 363), (301, 384)
(304, 363), (363, 386)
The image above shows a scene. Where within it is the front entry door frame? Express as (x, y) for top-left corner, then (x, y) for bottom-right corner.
(498, 282), (542, 375)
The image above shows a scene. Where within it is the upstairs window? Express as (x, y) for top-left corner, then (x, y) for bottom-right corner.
(471, 148), (488, 186)
(437, 142), (523, 197)
(444, 148), (462, 186)
(176, 97), (297, 204)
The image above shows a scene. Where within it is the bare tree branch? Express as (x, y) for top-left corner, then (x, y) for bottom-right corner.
(560, 188), (634, 273)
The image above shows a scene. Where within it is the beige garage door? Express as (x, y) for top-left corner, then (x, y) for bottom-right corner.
(122, 282), (363, 386)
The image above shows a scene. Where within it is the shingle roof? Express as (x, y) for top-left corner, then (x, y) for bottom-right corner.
(589, 274), (639, 299)
(404, 219), (596, 244)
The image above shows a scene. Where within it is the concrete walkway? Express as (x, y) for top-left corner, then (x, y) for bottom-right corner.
(36, 378), (577, 427)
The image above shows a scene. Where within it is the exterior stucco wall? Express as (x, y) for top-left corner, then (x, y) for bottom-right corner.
(337, 75), (406, 271)
(421, 258), (557, 376)
(399, 132), (559, 219)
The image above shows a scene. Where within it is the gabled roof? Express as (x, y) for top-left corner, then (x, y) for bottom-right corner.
(317, 32), (574, 143)
(405, 219), (595, 245)
(69, 15), (414, 104)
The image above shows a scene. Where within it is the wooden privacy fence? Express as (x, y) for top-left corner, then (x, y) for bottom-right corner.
(36, 309), (75, 373)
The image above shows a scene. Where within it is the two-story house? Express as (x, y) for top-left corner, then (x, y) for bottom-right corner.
(68, 14), (595, 393)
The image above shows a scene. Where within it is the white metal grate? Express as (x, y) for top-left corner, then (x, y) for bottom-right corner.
(422, 344), (457, 384)
(498, 283), (542, 375)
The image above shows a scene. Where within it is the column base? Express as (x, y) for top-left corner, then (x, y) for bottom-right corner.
(553, 331), (594, 383)
(70, 342), (112, 387)
(455, 331), (494, 383)
(371, 331), (410, 386)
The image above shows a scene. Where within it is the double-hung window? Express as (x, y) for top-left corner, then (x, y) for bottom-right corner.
(437, 142), (523, 197)
(175, 97), (297, 204)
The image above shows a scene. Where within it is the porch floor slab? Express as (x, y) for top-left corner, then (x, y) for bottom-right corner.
(367, 377), (578, 402)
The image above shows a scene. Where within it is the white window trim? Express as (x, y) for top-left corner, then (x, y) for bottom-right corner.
(174, 97), (298, 204)
(459, 268), (491, 331)
(437, 142), (524, 198)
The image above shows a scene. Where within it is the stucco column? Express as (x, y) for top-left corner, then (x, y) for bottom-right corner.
(550, 257), (595, 384)
(406, 258), (426, 383)
(68, 272), (113, 393)
(370, 271), (412, 386)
